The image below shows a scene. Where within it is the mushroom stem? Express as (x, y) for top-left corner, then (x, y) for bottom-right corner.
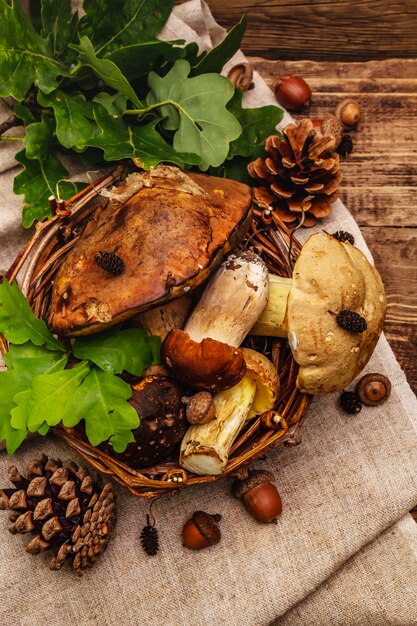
(180, 377), (257, 475)
(250, 275), (292, 338)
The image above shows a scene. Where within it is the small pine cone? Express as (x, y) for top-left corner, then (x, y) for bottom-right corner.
(248, 119), (342, 228)
(0, 455), (117, 576)
(95, 251), (125, 275)
(340, 391), (362, 414)
(331, 230), (355, 245)
(336, 309), (367, 333)
(140, 518), (159, 556)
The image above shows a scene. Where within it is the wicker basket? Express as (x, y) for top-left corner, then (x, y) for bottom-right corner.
(3, 165), (311, 499)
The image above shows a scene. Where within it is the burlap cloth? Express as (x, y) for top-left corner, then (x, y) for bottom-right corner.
(1, 3), (417, 624)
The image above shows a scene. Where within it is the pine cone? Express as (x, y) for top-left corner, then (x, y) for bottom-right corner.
(0, 455), (117, 576)
(248, 119), (342, 227)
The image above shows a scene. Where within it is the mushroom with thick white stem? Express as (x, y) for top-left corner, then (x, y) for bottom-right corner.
(180, 348), (279, 475)
(162, 250), (269, 392)
(250, 233), (386, 394)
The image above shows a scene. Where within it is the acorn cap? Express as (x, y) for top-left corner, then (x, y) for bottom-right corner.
(233, 470), (276, 500)
(356, 373), (391, 406)
(286, 233), (386, 394)
(192, 511), (221, 546)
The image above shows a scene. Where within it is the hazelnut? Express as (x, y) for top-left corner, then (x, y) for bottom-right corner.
(233, 470), (282, 523)
(274, 75), (311, 111)
(335, 99), (362, 128)
(182, 511), (222, 550)
(356, 373), (391, 406)
(183, 391), (216, 425)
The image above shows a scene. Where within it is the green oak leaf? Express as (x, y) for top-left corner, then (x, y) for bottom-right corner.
(0, 371), (29, 454)
(24, 113), (56, 160)
(147, 59), (242, 170)
(0, 346), (67, 453)
(107, 40), (186, 83)
(71, 36), (142, 108)
(13, 103), (36, 125)
(13, 150), (85, 228)
(227, 90), (283, 159)
(107, 403), (138, 453)
(191, 16), (246, 76)
(61, 367), (139, 449)
(0, 0), (70, 100)
(26, 362), (90, 432)
(78, 0), (173, 53)
(0, 280), (65, 351)
(10, 352), (67, 431)
(37, 90), (95, 150)
(93, 92), (127, 117)
(73, 327), (161, 376)
(89, 106), (199, 168)
(40, 0), (78, 57)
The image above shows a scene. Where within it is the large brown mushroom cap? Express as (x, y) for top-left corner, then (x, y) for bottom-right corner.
(287, 233), (386, 394)
(49, 166), (252, 336)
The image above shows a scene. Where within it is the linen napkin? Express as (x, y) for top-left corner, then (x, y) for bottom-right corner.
(0, 2), (417, 624)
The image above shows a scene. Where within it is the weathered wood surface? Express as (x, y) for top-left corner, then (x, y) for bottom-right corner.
(249, 57), (417, 394)
(202, 0), (417, 61)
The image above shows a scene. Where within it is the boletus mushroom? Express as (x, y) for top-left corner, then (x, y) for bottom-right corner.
(49, 166), (252, 336)
(179, 349), (279, 475)
(100, 375), (186, 468)
(250, 233), (386, 394)
(162, 250), (269, 392)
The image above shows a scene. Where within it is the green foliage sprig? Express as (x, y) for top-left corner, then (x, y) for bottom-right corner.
(0, 279), (160, 454)
(0, 0), (282, 227)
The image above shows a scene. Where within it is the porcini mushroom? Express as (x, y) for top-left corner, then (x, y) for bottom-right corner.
(250, 233), (386, 394)
(99, 376), (187, 468)
(179, 349), (279, 475)
(162, 250), (269, 392)
(49, 166), (252, 336)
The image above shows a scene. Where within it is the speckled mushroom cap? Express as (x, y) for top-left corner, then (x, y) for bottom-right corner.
(286, 233), (386, 394)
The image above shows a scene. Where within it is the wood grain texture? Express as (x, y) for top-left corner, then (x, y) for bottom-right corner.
(249, 57), (417, 393)
(200, 0), (417, 61)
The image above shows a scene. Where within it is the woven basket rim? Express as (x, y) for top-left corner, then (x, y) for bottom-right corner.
(3, 165), (311, 499)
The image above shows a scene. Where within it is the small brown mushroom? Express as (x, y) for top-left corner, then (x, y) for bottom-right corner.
(356, 373), (391, 406)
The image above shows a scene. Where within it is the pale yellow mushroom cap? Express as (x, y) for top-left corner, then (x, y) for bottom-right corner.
(241, 348), (280, 417)
(286, 233), (386, 394)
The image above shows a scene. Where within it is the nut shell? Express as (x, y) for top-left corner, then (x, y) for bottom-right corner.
(233, 469), (275, 499)
(233, 470), (282, 523)
(335, 100), (362, 128)
(162, 329), (246, 392)
(356, 373), (391, 406)
(274, 75), (311, 111)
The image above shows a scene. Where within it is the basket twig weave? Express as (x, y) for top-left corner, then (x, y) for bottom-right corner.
(3, 166), (311, 499)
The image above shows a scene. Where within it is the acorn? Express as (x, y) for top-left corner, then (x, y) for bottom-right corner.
(274, 75), (311, 111)
(356, 373), (391, 406)
(233, 470), (282, 523)
(183, 391), (216, 425)
(182, 511), (222, 550)
(335, 100), (362, 129)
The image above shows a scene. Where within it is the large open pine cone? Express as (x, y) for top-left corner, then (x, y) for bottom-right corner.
(0, 455), (117, 576)
(248, 118), (342, 227)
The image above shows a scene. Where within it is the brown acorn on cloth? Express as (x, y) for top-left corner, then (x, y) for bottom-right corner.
(0, 455), (117, 576)
(248, 118), (342, 227)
